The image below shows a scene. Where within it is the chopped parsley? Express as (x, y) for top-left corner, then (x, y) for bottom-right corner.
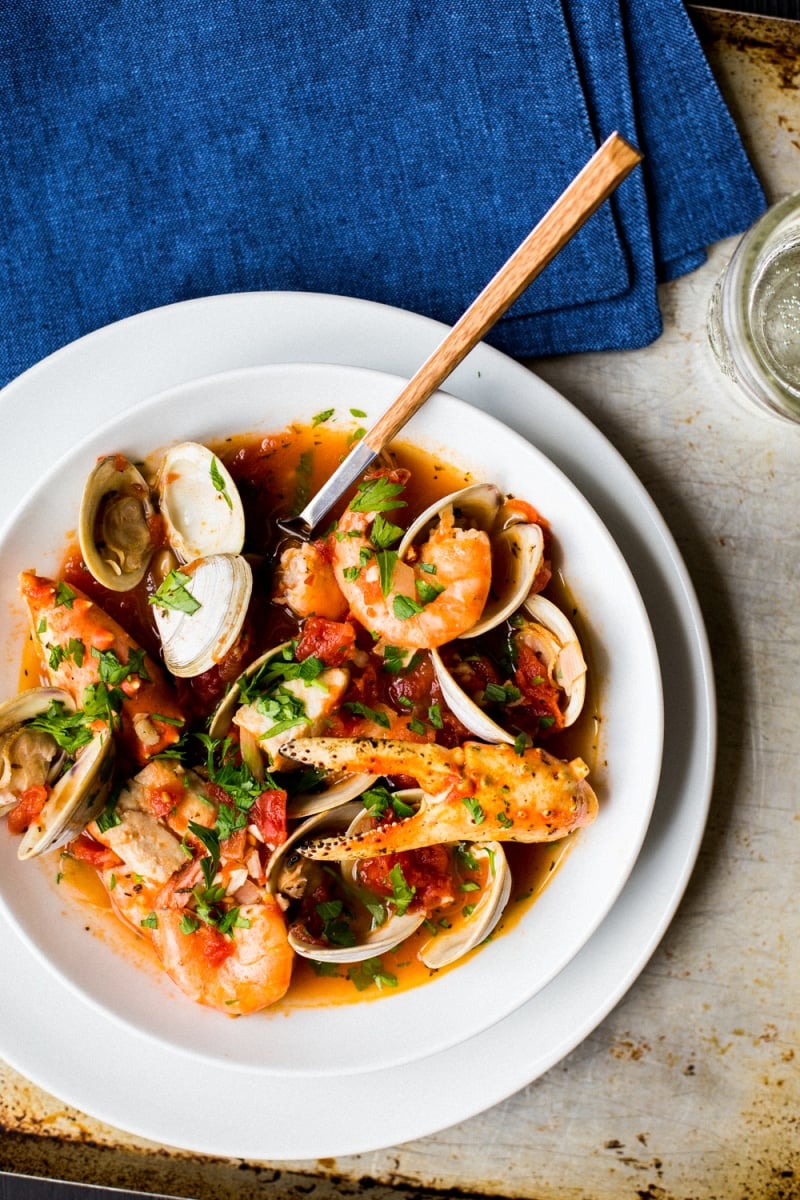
(237, 644), (325, 702)
(349, 476), (407, 515)
(343, 700), (390, 728)
(315, 899), (356, 947)
(209, 457), (233, 510)
(55, 581), (76, 609)
(461, 795), (486, 825)
(415, 577), (445, 605)
(389, 864), (415, 915)
(149, 569), (201, 615)
(392, 593), (424, 620)
(347, 957), (398, 992)
(370, 513), (404, 549)
(483, 681), (521, 705)
(91, 645), (149, 686)
(312, 408), (335, 427)
(376, 550), (397, 596)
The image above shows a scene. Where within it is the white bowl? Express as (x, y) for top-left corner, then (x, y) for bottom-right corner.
(0, 363), (663, 1076)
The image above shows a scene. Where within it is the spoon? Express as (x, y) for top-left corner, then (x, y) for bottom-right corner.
(281, 130), (642, 539)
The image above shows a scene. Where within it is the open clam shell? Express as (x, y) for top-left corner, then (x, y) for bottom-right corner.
(156, 442), (245, 563)
(17, 729), (115, 860)
(418, 841), (511, 969)
(282, 796), (426, 964)
(151, 553), (253, 678)
(0, 688), (75, 817)
(397, 483), (544, 639)
(79, 456), (156, 592)
(519, 593), (587, 728)
(430, 649), (516, 746)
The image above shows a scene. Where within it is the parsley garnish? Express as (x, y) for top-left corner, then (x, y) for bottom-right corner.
(461, 795), (486, 825)
(237, 644), (325, 702)
(376, 550), (397, 596)
(55, 582), (76, 608)
(415, 578), (445, 605)
(513, 731), (531, 756)
(312, 408), (335, 427)
(348, 957), (398, 991)
(370, 513), (404, 549)
(149, 569), (201, 615)
(91, 646), (149, 686)
(349, 477), (407, 515)
(389, 864), (415, 915)
(393, 594), (424, 620)
(343, 700), (390, 728)
(315, 899), (356, 947)
(209, 457), (233, 510)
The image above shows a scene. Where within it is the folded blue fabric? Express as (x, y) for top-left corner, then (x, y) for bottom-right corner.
(0, 0), (765, 387)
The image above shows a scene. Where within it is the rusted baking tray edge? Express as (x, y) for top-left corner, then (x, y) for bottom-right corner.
(2, 8), (799, 1199)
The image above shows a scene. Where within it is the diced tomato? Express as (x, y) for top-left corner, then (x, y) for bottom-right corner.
(358, 843), (457, 914)
(220, 825), (247, 862)
(250, 789), (287, 846)
(66, 832), (124, 870)
(144, 782), (186, 819)
(389, 652), (434, 708)
(7, 785), (49, 835)
(201, 925), (235, 968)
(514, 640), (564, 735)
(296, 616), (357, 667)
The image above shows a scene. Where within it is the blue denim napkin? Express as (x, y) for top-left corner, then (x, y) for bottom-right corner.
(0, 0), (765, 387)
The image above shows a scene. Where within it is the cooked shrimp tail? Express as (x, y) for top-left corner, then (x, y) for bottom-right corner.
(332, 472), (492, 649)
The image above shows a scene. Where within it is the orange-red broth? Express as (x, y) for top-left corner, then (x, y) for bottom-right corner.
(26, 422), (600, 1009)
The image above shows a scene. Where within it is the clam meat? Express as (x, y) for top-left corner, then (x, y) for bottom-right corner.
(79, 456), (156, 592)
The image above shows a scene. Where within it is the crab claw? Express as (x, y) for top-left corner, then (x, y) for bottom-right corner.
(281, 737), (598, 859)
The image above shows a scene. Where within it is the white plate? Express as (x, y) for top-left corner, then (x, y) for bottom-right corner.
(0, 293), (714, 1158)
(0, 363), (661, 1077)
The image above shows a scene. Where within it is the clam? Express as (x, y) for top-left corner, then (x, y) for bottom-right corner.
(397, 483), (544, 639)
(275, 791), (511, 969)
(428, 592), (587, 742)
(17, 728), (115, 860)
(418, 841), (511, 969)
(270, 798), (426, 964)
(151, 553), (253, 678)
(79, 456), (156, 591)
(430, 649), (515, 746)
(208, 642), (372, 804)
(517, 593), (587, 727)
(0, 688), (75, 817)
(156, 442), (245, 562)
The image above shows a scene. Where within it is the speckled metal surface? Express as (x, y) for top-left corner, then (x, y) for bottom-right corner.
(2, 10), (799, 1198)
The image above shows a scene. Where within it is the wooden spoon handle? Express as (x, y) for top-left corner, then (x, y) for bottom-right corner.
(364, 131), (642, 452)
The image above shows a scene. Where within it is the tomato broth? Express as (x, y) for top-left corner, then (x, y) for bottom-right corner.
(17, 420), (598, 1010)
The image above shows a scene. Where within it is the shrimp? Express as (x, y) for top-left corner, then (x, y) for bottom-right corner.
(20, 572), (184, 764)
(281, 737), (598, 857)
(332, 475), (492, 649)
(273, 540), (348, 620)
(151, 897), (293, 1016)
(88, 759), (293, 1014)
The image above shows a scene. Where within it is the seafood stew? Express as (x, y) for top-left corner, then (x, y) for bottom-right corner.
(2, 412), (600, 1018)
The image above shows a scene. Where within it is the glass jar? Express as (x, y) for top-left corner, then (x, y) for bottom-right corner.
(707, 192), (800, 423)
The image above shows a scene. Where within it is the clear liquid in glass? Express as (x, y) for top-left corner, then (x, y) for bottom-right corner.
(748, 234), (800, 400)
